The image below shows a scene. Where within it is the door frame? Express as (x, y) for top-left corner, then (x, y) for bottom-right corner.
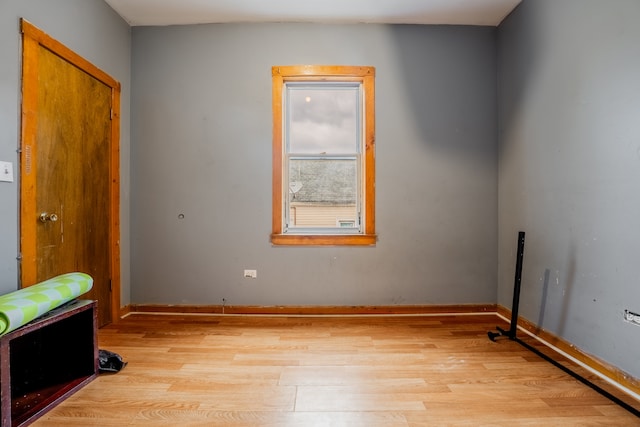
(19, 19), (121, 324)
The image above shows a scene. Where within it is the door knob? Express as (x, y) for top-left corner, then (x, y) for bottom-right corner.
(39, 212), (59, 223)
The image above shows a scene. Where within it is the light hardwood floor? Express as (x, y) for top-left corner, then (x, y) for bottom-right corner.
(36, 313), (639, 426)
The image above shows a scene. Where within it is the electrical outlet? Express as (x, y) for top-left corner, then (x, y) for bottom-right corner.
(243, 269), (257, 279)
(624, 310), (640, 326)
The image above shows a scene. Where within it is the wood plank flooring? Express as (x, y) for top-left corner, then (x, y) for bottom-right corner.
(35, 313), (640, 426)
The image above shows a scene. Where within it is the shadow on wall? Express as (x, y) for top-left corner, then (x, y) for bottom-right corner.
(536, 268), (550, 330)
(537, 243), (577, 336)
(557, 242), (577, 336)
(496, 0), (542, 154)
(385, 25), (497, 159)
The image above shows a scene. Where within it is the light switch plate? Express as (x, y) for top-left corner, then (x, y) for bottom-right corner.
(0, 161), (14, 182)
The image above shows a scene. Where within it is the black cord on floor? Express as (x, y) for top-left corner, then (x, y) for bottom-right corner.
(513, 336), (640, 419)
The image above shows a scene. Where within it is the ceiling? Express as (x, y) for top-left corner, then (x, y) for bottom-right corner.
(104, 0), (522, 27)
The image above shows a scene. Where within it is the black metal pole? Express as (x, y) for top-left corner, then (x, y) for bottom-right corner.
(488, 231), (525, 341)
(508, 231), (526, 338)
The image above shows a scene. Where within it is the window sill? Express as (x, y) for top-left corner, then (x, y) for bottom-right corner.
(270, 234), (377, 246)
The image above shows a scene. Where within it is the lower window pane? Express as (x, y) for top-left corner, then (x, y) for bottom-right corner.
(288, 158), (358, 229)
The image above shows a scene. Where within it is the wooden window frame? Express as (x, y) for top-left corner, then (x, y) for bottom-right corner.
(271, 65), (376, 246)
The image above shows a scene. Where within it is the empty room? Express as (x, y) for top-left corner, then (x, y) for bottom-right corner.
(0, 0), (639, 425)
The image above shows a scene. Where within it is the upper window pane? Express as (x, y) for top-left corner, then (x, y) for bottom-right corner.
(287, 84), (359, 154)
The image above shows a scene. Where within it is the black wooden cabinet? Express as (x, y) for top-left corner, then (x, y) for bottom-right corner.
(0, 300), (97, 427)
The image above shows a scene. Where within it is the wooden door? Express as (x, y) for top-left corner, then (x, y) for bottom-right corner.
(20, 20), (121, 327)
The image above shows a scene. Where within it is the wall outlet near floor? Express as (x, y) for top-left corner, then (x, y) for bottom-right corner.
(624, 310), (640, 326)
(243, 269), (257, 279)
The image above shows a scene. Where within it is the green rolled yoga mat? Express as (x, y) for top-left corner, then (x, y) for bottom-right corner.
(0, 272), (93, 336)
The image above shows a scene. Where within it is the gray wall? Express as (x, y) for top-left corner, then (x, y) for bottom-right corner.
(0, 0), (132, 305)
(131, 24), (498, 306)
(498, 0), (640, 378)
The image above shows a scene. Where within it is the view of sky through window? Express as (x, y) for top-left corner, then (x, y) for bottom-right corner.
(287, 85), (359, 154)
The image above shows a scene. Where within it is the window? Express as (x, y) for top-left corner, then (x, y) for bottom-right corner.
(271, 65), (376, 245)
